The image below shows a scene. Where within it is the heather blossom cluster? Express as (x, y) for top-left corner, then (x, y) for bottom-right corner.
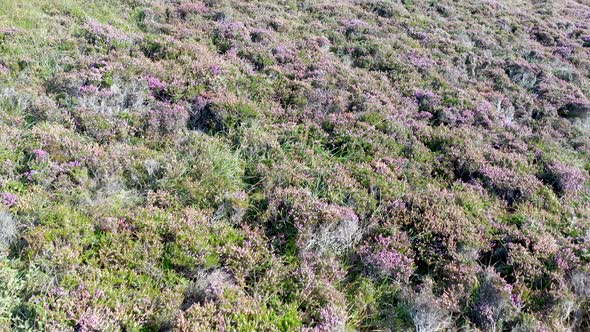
(405, 51), (434, 70)
(0, 192), (17, 208)
(414, 88), (441, 111)
(307, 305), (346, 332)
(272, 44), (296, 64)
(479, 164), (542, 204)
(82, 18), (130, 46)
(32, 148), (48, 160)
(78, 84), (100, 94)
(148, 102), (189, 135)
(542, 160), (587, 197)
(146, 76), (167, 91)
(358, 233), (414, 281)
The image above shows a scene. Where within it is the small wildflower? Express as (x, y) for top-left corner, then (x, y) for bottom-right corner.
(415, 111), (433, 120)
(553, 46), (572, 58)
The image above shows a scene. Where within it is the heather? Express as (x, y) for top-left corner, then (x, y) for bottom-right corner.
(0, 0), (589, 330)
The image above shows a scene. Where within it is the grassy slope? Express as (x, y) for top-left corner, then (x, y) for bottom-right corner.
(0, 0), (589, 331)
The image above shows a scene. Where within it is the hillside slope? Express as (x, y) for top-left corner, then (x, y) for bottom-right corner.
(1, 0), (589, 330)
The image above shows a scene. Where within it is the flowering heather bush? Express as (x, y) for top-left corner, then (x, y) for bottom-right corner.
(0, 193), (17, 208)
(307, 305), (346, 332)
(414, 88), (442, 112)
(146, 75), (167, 91)
(147, 102), (189, 135)
(540, 160), (588, 198)
(358, 232), (414, 281)
(479, 165), (542, 205)
(1, 0), (590, 330)
(81, 18), (131, 50)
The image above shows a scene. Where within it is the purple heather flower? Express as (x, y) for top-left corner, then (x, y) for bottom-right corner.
(406, 51), (434, 69)
(215, 21), (249, 41)
(149, 102), (189, 134)
(310, 305), (346, 332)
(146, 76), (167, 90)
(0, 63), (8, 74)
(193, 95), (209, 112)
(225, 47), (239, 58)
(65, 160), (82, 168)
(84, 18), (129, 45)
(32, 149), (48, 160)
(77, 310), (102, 332)
(0, 192), (17, 207)
(553, 46), (572, 58)
(79, 85), (99, 94)
(473, 101), (496, 127)
(358, 234), (414, 281)
(88, 67), (103, 81)
(415, 111), (433, 120)
(206, 277), (225, 299)
(555, 247), (578, 271)
(272, 44), (295, 63)
(389, 199), (406, 210)
(477, 303), (495, 324)
(209, 64), (222, 76)
(544, 161), (587, 197)
(511, 292), (523, 308)
(97, 88), (114, 98)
